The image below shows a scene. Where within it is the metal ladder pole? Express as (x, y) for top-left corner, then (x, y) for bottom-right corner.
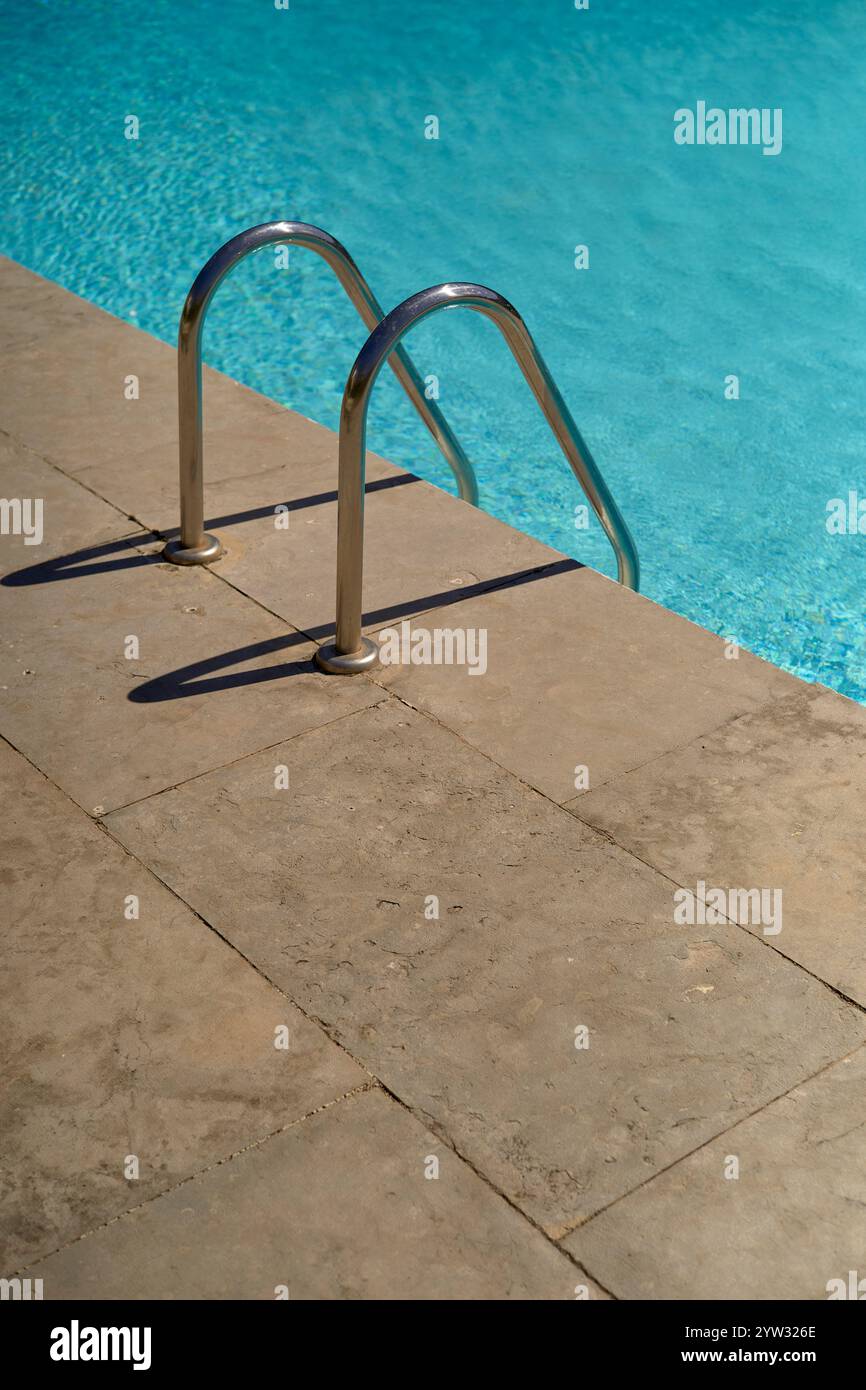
(315, 282), (639, 674)
(163, 222), (479, 565)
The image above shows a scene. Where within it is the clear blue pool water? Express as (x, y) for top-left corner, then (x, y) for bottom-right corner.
(2, 0), (865, 697)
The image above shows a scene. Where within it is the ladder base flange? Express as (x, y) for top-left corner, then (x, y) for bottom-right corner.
(162, 534), (223, 565)
(314, 638), (378, 675)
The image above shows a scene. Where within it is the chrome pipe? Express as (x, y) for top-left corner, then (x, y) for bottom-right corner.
(315, 282), (639, 674)
(163, 222), (479, 565)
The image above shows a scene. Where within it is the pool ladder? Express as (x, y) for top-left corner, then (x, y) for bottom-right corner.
(164, 221), (639, 672)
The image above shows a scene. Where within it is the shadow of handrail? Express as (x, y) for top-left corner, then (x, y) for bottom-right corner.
(1, 473), (422, 587)
(1, 534), (163, 586)
(127, 558), (582, 703)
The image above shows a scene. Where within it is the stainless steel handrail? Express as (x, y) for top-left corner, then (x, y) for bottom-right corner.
(315, 282), (639, 674)
(163, 222), (479, 565)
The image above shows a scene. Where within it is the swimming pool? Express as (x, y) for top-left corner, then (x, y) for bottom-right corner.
(2, 0), (864, 698)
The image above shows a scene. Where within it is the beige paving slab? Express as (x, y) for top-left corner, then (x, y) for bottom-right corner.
(0, 259), (572, 645)
(0, 503), (383, 812)
(145, 460), (565, 641)
(567, 688), (866, 1008)
(0, 258), (284, 478)
(564, 1045), (866, 1300)
(104, 699), (866, 1236)
(372, 565), (809, 804)
(74, 414), (398, 538)
(0, 738), (365, 1271)
(1, 311), (177, 474)
(74, 411), (414, 547)
(0, 434), (137, 568)
(0, 259), (107, 354)
(29, 1089), (601, 1300)
(0, 258), (474, 559)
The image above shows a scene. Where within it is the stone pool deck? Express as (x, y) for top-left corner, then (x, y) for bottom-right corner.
(1, 255), (865, 1300)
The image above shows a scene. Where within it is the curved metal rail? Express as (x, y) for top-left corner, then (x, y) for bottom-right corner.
(315, 282), (639, 673)
(163, 222), (479, 565)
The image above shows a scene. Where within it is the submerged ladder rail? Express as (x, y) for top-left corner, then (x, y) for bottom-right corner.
(163, 222), (479, 566)
(315, 281), (639, 674)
